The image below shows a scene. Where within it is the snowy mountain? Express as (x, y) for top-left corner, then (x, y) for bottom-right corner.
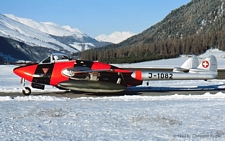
(5, 14), (85, 37)
(4, 14), (110, 51)
(0, 14), (110, 62)
(5, 14), (83, 37)
(0, 14), (76, 52)
(95, 31), (136, 44)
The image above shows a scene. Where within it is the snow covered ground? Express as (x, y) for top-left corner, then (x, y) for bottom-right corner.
(1, 94), (225, 140)
(0, 49), (225, 140)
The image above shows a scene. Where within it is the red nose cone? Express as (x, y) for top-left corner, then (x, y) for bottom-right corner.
(13, 64), (38, 82)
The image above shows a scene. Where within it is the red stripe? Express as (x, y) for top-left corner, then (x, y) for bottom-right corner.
(114, 69), (131, 73)
(135, 70), (142, 80)
(91, 62), (111, 70)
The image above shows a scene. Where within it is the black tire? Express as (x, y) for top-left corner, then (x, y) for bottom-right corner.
(22, 87), (31, 96)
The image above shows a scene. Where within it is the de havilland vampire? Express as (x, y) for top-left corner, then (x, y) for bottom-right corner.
(13, 53), (218, 95)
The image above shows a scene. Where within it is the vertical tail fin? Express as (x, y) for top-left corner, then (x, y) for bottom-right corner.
(173, 55), (199, 72)
(197, 55), (217, 71)
(189, 55), (218, 77)
(181, 55), (199, 69)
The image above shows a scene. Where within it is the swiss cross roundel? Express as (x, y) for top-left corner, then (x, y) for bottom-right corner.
(202, 60), (209, 68)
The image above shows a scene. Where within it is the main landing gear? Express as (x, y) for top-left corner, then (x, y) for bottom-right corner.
(21, 78), (31, 96)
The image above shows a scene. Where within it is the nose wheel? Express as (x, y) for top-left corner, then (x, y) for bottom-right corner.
(22, 87), (31, 95)
(21, 78), (31, 95)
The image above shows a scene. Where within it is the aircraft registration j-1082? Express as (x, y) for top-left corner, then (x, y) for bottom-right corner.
(13, 53), (218, 95)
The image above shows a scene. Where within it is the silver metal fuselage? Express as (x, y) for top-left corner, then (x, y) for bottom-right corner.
(131, 70), (217, 80)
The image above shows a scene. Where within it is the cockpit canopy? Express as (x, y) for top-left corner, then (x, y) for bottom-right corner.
(40, 53), (71, 64)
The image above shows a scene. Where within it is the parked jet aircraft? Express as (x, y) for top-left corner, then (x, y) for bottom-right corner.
(13, 53), (218, 95)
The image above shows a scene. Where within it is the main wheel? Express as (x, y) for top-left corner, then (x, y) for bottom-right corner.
(22, 87), (31, 96)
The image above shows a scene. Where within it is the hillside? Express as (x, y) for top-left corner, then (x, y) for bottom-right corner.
(81, 0), (225, 63)
(0, 14), (110, 62)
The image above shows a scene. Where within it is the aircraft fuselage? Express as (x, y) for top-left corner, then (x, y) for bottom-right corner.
(13, 54), (218, 95)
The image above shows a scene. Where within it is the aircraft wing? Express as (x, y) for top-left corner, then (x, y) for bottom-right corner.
(62, 67), (130, 78)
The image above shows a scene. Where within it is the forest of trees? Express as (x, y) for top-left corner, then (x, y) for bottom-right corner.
(80, 0), (225, 63)
(81, 29), (225, 63)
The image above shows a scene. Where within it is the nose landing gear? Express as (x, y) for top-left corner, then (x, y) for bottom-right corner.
(21, 78), (31, 96)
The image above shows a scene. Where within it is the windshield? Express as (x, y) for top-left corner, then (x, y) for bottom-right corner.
(40, 53), (72, 64)
(41, 56), (51, 63)
(53, 54), (69, 61)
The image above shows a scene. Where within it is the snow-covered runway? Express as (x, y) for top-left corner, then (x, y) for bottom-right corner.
(1, 94), (225, 140)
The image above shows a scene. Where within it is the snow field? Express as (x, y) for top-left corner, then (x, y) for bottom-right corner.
(0, 94), (225, 140)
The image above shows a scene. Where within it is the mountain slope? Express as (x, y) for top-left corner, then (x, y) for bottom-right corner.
(0, 36), (57, 62)
(0, 14), (72, 51)
(0, 14), (110, 62)
(5, 14), (85, 37)
(4, 14), (110, 52)
(81, 0), (225, 63)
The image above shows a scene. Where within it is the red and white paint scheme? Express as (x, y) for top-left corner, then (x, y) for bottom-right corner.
(14, 53), (218, 95)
